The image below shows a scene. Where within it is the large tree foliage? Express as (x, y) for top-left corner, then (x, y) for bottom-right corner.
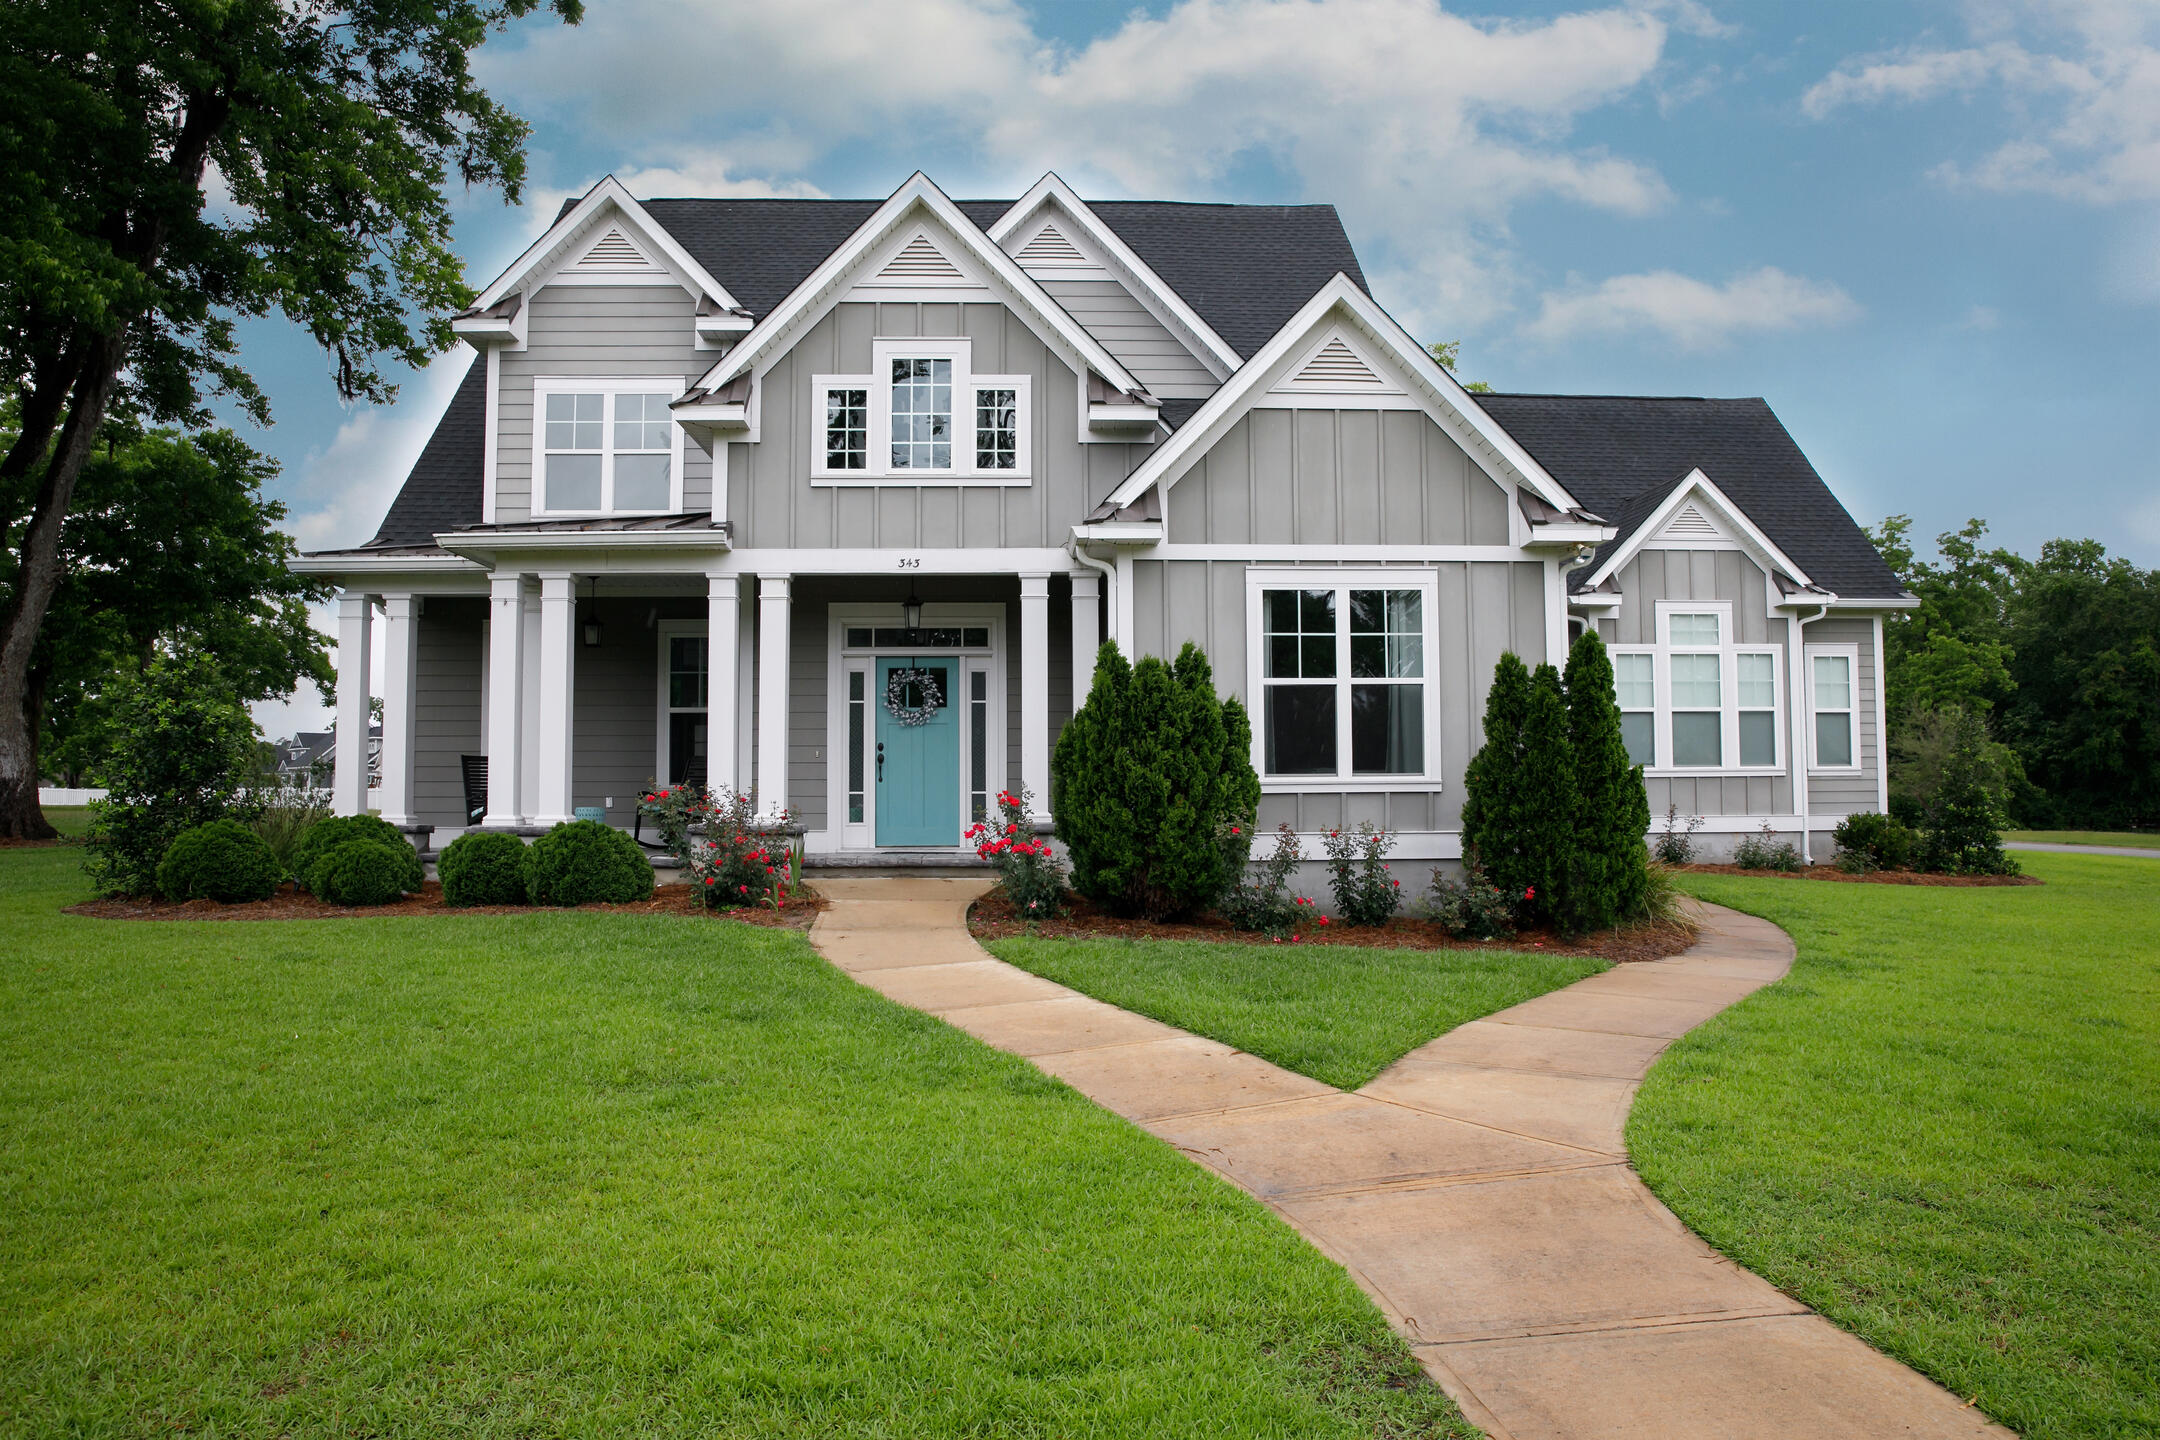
(0, 0), (576, 837)
(8, 421), (332, 784)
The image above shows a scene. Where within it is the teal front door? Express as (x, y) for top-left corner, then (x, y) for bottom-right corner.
(875, 656), (961, 846)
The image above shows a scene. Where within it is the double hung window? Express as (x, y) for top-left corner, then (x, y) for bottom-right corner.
(537, 379), (682, 514)
(812, 339), (1030, 482)
(1609, 603), (1782, 773)
(1807, 648), (1859, 768)
(1251, 573), (1434, 784)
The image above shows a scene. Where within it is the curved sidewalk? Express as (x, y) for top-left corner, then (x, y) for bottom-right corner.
(809, 878), (2011, 1440)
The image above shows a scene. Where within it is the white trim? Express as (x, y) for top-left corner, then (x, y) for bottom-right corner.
(533, 571), (577, 826)
(378, 593), (419, 827)
(482, 346), (502, 522)
(1104, 274), (1577, 515)
(1019, 573), (1051, 824)
(1583, 469), (1814, 594)
(721, 547), (1076, 575)
(473, 175), (738, 315)
(655, 617), (710, 795)
(1244, 567), (1442, 793)
(756, 575), (791, 819)
(1607, 600), (1787, 777)
(1804, 642), (1863, 773)
(1872, 615), (1889, 812)
(809, 338), (1033, 483)
(707, 571), (741, 797)
(333, 592), (373, 818)
(988, 173), (1243, 381)
(1151, 543), (1526, 563)
(531, 376), (690, 518)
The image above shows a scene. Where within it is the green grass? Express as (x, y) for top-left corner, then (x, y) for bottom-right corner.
(0, 846), (1474, 1438)
(2005, 829), (2160, 850)
(33, 805), (90, 838)
(1634, 854), (2159, 1440)
(988, 936), (1606, 1090)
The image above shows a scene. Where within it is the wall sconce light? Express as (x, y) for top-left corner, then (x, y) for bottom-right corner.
(581, 577), (602, 647)
(902, 590), (923, 632)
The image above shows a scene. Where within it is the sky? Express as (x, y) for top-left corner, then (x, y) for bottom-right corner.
(241, 0), (2160, 736)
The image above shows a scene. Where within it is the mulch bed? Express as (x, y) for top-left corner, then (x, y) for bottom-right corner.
(67, 881), (830, 928)
(1675, 864), (2040, 887)
(967, 890), (1697, 964)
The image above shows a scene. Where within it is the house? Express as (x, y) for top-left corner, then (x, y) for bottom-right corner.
(293, 171), (1909, 865)
(273, 726), (377, 791)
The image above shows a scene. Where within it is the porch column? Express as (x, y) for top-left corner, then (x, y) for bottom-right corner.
(533, 570), (577, 826)
(1020, 572), (1051, 822)
(706, 572), (741, 798)
(483, 572), (526, 826)
(756, 574), (790, 819)
(377, 593), (419, 826)
(332, 590), (373, 816)
(1069, 571), (1101, 710)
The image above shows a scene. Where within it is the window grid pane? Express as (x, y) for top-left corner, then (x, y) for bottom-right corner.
(545, 453), (601, 511)
(544, 392), (603, 451)
(1816, 711), (1854, 766)
(1738, 652), (1776, 709)
(1740, 710), (1777, 767)
(1349, 589), (1423, 678)
(614, 453), (670, 510)
(668, 636), (708, 710)
(1670, 613), (1720, 646)
(1351, 684), (1423, 774)
(1672, 711), (1722, 767)
(1671, 653), (1722, 709)
(1265, 685), (1337, 775)
(1263, 589), (1335, 679)
(975, 387), (1017, 469)
(890, 358), (952, 469)
(1621, 711), (1655, 767)
(613, 393), (672, 451)
(1814, 655), (1852, 709)
(1614, 653), (1654, 711)
(826, 388), (868, 470)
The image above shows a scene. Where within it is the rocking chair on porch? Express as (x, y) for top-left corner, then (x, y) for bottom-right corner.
(460, 755), (487, 826)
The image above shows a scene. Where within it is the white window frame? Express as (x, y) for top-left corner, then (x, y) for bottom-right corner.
(1609, 601), (1784, 777)
(1805, 643), (1863, 773)
(533, 376), (687, 517)
(653, 619), (709, 787)
(810, 337), (1031, 484)
(1612, 649), (1656, 768)
(1243, 567), (1442, 793)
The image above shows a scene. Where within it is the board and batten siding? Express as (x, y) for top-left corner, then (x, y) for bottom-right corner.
(1128, 556), (1548, 835)
(1037, 279), (1218, 400)
(496, 285), (714, 524)
(728, 302), (1150, 550)
(1163, 409), (1513, 546)
(412, 599), (484, 829)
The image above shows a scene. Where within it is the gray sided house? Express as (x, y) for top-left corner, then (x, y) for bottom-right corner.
(296, 171), (1910, 864)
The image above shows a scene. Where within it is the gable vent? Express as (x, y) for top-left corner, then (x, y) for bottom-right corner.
(876, 234), (965, 281)
(1293, 338), (1383, 387)
(1016, 223), (1086, 265)
(1660, 502), (1720, 539)
(578, 228), (651, 269)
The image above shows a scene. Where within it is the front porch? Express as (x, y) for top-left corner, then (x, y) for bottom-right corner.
(335, 565), (1105, 858)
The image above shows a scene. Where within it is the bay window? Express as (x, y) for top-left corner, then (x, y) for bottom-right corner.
(536, 378), (684, 515)
(1807, 647), (1859, 769)
(1250, 571), (1436, 786)
(812, 339), (1030, 482)
(1609, 603), (1783, 773)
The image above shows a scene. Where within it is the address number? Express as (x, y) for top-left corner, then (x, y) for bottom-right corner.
(897, 557), (922, 569)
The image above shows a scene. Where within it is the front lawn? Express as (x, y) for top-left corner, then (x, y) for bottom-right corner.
(0, 846), (1472, 1438)
(988, 935), (1606, 1089)
(2005, 828), (2160, 850)
(1634, 853), (2159, 1440)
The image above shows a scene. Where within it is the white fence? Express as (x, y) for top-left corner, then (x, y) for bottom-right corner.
(39, 788), (107, 805)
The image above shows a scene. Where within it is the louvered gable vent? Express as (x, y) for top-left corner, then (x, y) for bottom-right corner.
(875, 234), (965, 281)
(578, 227), (651, 270)
(1293, 337), (1383, 387)
(1659, 502), (1720, 540)
(1015, 223), (1085, 265)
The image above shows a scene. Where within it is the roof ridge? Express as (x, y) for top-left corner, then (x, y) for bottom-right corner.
(1480, 391), (1765, 403)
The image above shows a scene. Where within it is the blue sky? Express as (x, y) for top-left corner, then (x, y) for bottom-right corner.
(244, 0), (2160, 732)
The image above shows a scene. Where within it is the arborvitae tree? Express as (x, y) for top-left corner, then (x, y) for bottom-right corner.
(1563, 629), (1651, 931)
(1054, 640), (1259, 920)
(1919, 707), (2019, 876)
(1460, 652), (1534, 895)
(1515, 663), (1580, 928)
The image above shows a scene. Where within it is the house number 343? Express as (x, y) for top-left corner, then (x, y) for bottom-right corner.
(896, 557), (922, 569)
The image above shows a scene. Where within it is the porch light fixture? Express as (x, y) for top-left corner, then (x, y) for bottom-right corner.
(582, 577), (602, 647)
(901, 590), (923, 633)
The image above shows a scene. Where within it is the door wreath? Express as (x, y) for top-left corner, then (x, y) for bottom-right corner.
(884, 666), (945, 727)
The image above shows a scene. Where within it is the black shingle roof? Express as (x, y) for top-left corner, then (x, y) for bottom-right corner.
(367, 353), (486, 548)
(1471, 394), (1905, 598)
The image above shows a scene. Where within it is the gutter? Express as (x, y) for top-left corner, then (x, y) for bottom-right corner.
(1787, 595), (1834, 864)
(1067, 535), (1118, 650)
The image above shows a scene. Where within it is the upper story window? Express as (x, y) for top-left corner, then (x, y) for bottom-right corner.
(812, 339), (1030, 485)
(1609, 602), (1783, 775)
(536, 378), (684, 515)
(1247, 570), (1438, 789)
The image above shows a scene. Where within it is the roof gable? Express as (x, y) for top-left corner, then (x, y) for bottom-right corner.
(1581, 468), (1815, 596)
(473, 176), (737, 313)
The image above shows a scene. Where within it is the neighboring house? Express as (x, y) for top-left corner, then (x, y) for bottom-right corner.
(294, 171), (1909, 863)
(275, 726), (377, 791)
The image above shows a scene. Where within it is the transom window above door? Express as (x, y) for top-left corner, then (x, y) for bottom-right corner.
(535, 378), (685, 515)
(1246, 570), (1439, 789)
(812, 339), (1030, 483)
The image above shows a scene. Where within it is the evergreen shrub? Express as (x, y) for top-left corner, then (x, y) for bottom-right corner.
(1832, 812), (1917, 873)
(155, 819), (282, 902)
(524, 819), (654, 906)
(293, 814), (422, 896)
(437, 830), (530, 906)
(1919, 709), (2020, 875)
(1321, 821), (1402, 926)
(1053, 641), (1260, 921)
(312, 840), (411, 906)
(1562, 631), (1651, 931)
(1460, 653), (1533, 903)
(1511, 664), (1578, 928)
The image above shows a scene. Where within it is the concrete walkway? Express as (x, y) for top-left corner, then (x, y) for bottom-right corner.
(2006, 840), (2159, 858)
(809, 878), (2012, 1440)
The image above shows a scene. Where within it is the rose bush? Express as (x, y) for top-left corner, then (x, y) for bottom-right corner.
(641, 785), (794, 910)
(967, 786), (1066, 919)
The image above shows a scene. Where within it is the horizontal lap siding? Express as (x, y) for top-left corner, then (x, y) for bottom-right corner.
(1038, 280), (1218, 399)
(571, 599), (665, 819)
(414, 599), (484, 828)
(731, 302), (1150, 548)
(497, 286), (711, 523)
(1805, 616), (1881, 816)
(1165, 409), (1511, 545)
(1130, 557), (1546, 835)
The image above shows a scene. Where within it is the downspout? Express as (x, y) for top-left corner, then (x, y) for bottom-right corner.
(1067, 535), (1117, 650)
(1789, 597), (1833, 864)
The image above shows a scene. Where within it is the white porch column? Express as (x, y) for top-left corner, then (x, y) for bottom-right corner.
(706, 573), (741, 798)
(332, 590), (374, 816)
(756, 575), (791, 819)
(377, 593), (419, 826)
(1020, 572), (1052, 822)
(533, 571), (577, 826)
(1069, 571), (1101, 710)
(483, 573), (526, 825)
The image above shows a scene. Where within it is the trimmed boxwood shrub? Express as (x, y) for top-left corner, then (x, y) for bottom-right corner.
(292, 814), (422, 895)
(155, 819), (282, 903)
(438, 831), (531, 907)
(523, 819), (653, 907)
(312, 840), (413, 906)
(1833, 811), (1917, 872)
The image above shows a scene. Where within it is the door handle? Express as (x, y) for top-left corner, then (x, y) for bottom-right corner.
(876, 741), (885, 782)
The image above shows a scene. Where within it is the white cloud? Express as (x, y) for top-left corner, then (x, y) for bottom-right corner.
(1525, 266), (1862, 350)
(1802, 0), (2160, 205)
(284, 355), (474, 553)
